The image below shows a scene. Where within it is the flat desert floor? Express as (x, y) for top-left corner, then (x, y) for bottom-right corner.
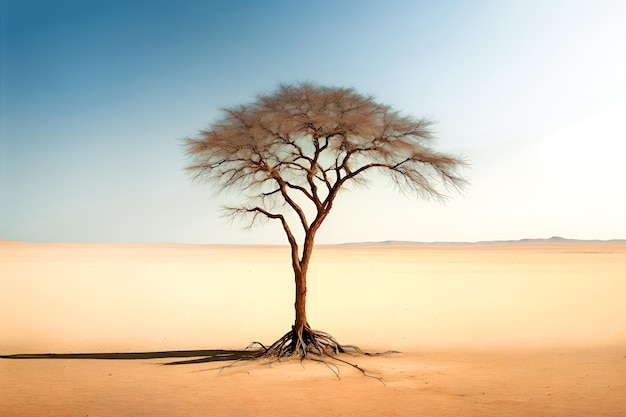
(1, 240), (625, 416)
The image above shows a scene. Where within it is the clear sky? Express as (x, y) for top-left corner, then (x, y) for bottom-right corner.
(1, 0), (625, 244)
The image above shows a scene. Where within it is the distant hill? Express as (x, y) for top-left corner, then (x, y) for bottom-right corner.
(475, 236), (626, 244)
(341, 236), (626, 245)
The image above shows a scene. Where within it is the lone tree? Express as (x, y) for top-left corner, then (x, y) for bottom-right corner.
(184, 82), (467, 358)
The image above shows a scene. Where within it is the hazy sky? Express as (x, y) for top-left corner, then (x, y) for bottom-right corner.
(1, 0), (625, 244)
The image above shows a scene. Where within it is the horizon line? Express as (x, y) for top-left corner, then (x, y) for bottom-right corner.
(2, 236), (626, 246)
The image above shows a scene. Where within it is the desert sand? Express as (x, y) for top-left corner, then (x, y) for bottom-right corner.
(1, 240), (625, 416)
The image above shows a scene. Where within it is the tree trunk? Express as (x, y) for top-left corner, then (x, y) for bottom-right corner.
(292, 231), (316, 347)
(294, 269), (308, 337)
(262, 227), (353, 358)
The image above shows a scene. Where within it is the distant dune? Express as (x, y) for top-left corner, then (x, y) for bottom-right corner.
(342, 236), (626, 245)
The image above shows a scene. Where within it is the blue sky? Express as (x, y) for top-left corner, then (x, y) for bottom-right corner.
(1, 0), (625, 244)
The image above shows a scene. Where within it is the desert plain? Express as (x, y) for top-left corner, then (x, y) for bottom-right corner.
(1, 239), (625, 416)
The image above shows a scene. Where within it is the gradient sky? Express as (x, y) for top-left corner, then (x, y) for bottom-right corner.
(1, 0), (625, 244)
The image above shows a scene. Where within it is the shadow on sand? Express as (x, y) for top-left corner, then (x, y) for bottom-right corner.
(0, 349), (264, 365)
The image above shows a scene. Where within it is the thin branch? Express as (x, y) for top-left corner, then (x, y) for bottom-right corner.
(271, 174), (310, 234)
(231, 206), (301, 271)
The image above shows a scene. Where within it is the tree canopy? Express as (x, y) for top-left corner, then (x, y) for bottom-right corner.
(185, 83), (467, 241)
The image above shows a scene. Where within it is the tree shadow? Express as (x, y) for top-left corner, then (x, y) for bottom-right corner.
(0, 349), (264, 365)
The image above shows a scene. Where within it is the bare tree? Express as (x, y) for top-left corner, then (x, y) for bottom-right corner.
(184, 82), (467, 358)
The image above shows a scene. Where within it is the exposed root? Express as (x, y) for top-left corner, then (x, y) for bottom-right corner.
(252, 325), (360, 358)
(244, 326), (394, 384)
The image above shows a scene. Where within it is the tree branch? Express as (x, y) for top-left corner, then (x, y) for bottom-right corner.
(230, 206), (301, 273)
(270, 173), (310, 234)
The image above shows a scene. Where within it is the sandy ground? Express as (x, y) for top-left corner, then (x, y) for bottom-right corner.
(1, 240), (626, 416)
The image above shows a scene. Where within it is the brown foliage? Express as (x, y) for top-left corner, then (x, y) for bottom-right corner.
(184, 82), (467, 238)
